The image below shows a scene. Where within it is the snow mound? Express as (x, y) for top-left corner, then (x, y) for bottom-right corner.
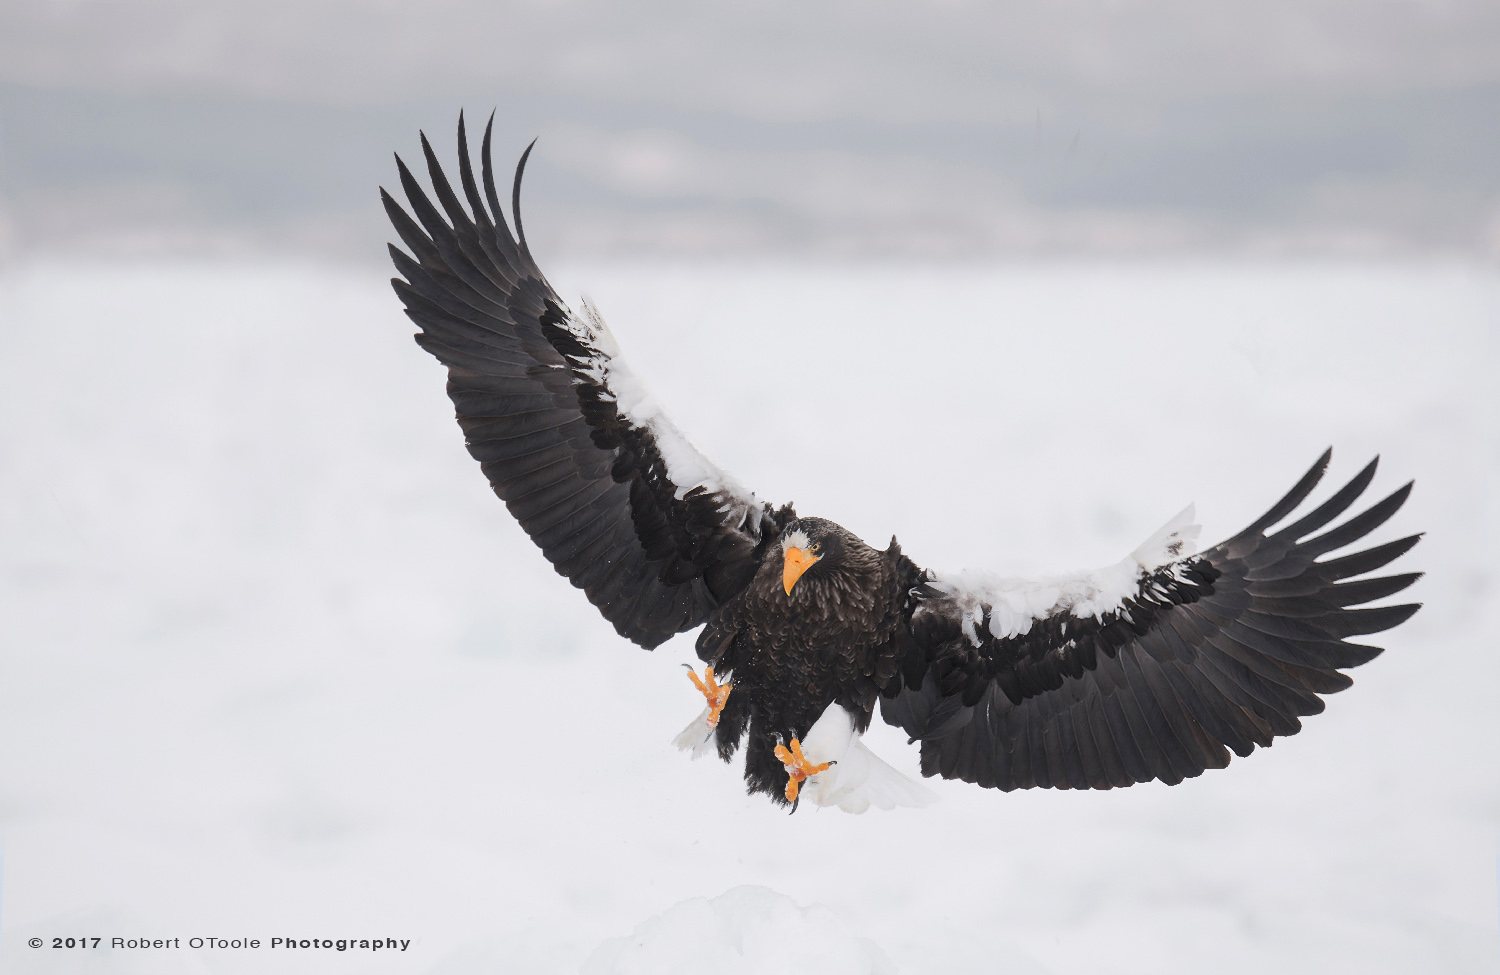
(582, 886), (895, 975)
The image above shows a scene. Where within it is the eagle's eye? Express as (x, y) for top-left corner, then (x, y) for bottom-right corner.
(809, 542), (821, 555)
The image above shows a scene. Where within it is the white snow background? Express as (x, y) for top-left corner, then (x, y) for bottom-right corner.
(0, 257), (1496, 973)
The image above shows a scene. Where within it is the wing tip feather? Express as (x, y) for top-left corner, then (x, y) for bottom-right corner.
(513, 137), (539, 254)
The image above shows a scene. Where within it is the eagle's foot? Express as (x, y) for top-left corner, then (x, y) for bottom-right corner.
(774, 736), (833, 803)
(684, 665), (731, 727)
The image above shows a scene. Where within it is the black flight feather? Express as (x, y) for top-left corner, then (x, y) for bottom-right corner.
(888, 450), (1420, 791)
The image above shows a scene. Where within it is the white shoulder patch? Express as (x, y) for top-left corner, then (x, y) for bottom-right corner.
(928, 505), (1203, 643)
(564, 298), (762, 524)
(1131, 503), (1200, 570)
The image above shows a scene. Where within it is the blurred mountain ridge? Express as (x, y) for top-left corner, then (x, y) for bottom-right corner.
(2, 0), (1498, 262)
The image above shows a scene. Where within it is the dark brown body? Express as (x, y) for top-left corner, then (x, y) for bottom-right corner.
(694, 518), (922, 801)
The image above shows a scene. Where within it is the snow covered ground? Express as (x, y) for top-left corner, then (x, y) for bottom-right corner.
(0, 257), (1495, 974)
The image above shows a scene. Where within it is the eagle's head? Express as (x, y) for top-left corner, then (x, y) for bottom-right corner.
(779, 517), (862, 595)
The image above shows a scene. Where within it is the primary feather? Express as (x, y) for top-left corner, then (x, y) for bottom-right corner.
(383, 113), (787, 649)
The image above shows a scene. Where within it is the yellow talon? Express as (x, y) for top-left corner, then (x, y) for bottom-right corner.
(686, 666), (732, 728)
(774, 737), (831, 802)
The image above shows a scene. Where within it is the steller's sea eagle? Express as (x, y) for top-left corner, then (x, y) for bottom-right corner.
(380, 114), (1421, 813)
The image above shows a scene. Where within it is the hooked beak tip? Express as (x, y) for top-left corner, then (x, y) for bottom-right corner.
(782, 546), (818, 595)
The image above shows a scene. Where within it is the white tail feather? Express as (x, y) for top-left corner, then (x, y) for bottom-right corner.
(805, 738), (938, 813)
(798, 702), (937, 814)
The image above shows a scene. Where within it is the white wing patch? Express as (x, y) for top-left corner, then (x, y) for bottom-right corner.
(929, 505), (1202, 644)
(565, 298), (763, 524)
(1131, 503), (1200, 570)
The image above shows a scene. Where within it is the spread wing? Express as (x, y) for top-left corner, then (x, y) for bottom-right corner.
(883, 450), (1421, 790)
(382, 114), (786, 649)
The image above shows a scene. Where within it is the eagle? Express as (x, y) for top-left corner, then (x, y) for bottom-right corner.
(380, 114), (1422, 813)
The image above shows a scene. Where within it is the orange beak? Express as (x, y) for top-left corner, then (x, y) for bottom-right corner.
(782, 546), (819, 595)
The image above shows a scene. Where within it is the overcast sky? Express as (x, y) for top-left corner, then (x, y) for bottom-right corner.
(3, 0), (1498, 260)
